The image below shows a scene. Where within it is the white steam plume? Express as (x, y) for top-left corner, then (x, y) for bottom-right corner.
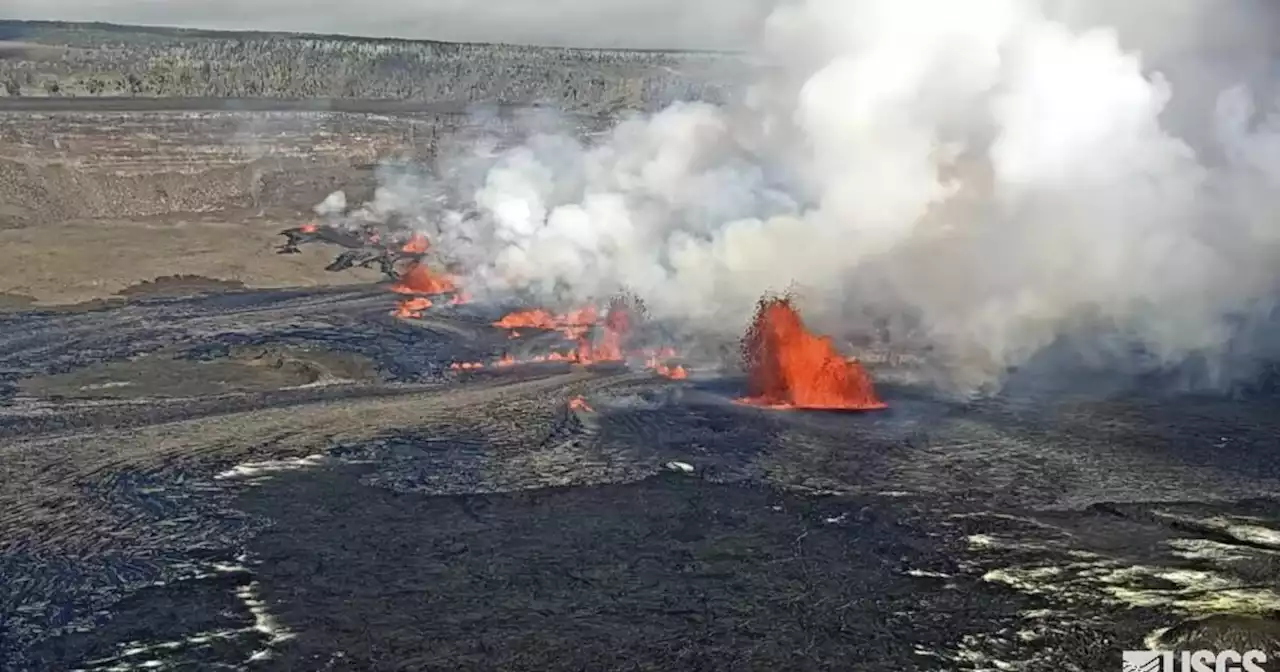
(313, 190), (347, 219)
(353, 0), (1280, 393)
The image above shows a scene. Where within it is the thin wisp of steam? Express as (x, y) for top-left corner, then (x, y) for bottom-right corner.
(324, 0), (1280, 394)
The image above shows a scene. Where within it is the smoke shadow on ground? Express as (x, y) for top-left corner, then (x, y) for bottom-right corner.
(329, 425), (503, 496)
(997, 310), (1280, 403)
(16, 344), (384, 400)
(590, 385), (786, 483)
(0, 286), (463, 402)
(684, 374), (958, 422)
(579, 375), (959, 494)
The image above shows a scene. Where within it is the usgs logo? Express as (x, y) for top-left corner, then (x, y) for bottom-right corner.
(1123, 650), (1268, 672)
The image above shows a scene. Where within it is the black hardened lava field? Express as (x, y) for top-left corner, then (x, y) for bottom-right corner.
(2, 262), (1280, 671)
(4, 16), (1280, 672)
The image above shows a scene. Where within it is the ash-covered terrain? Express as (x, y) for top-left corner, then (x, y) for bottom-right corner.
(3, 10), (1280, 672)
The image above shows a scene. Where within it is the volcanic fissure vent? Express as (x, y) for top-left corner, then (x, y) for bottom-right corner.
(739, 295), (886, 411)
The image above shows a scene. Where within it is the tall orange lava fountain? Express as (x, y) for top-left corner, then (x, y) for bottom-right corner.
(739, 295), (886, 411)
(579, 297), (631, 362)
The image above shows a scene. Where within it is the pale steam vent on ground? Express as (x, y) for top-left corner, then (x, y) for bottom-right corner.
(1, 2), (1280, 671)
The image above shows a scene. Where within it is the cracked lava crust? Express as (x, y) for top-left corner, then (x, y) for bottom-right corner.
(0, 103), (1277, 672)
(1, 278), (1278, 671)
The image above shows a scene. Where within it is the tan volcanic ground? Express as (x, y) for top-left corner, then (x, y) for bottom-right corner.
(0, 106), (446, 305)
(0, 217), (388, 306)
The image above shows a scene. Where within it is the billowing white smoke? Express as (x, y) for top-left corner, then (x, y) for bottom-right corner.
(355, 0), (1280, 392)
(313, 190), (348, 218)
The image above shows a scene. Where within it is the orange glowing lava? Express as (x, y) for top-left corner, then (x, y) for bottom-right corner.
(561, 306), (599, 327)
(493, 309), (555, 330)
(392, 297), (433, 318)
(299, 222), (318, 233)
(462, 295), (689, 375)
(738, 296), (886, 411)
(400, 233), (429, 254)
(568, 396), (593, 412)
(653, 363), (688, 379)
(492, 307), (597, 339)
(391, 262), (457, 295)
(572, 298), (632, 363)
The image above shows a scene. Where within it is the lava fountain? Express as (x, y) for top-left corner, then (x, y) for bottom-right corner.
(738, 295), (887, 411)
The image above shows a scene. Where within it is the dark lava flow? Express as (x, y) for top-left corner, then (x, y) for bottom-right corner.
(1, 286), (1279, 671)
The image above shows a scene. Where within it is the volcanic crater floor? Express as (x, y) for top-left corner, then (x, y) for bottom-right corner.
(2, 285), (1279, 671)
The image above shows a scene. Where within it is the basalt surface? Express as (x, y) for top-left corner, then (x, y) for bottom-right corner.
(0, 280), (1278, 671)
(1, 97), (1278, 671)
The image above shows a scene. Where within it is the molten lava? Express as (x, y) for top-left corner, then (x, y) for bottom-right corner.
(568, 396), (593, 412)
(299, 222), (318, 233)
(576, 326), (625, 363)
(655, 364), (688, 380)
(454, 294), (689, 375)
(391, 262), (457, 295)
(400, 233), (429, 254)
(738, 296), (886, 411)
(603, 299), (631, 335)
(561, 306), (599, 327)
(573, 298), (632, 362)
(493, 309), (556, 330)
(492, 307), (597, 338)
(392, 297), (433, 318)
